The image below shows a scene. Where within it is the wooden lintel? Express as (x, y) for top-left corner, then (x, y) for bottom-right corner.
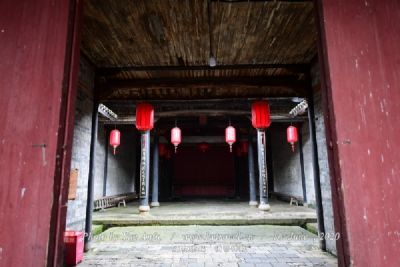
(212, 0), (312, 2)
(98, 76), (307, 100)
(97, 64), (308, 76)
(101, 76), (305, 89)
(101, 112), (307, 124)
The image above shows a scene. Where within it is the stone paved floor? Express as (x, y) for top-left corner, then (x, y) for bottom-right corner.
(80, 225), (337, 267)
(93, 199), (317, 226)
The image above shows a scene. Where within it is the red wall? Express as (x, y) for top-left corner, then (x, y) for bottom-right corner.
(172, 146), (235, 197)
(0, 1), (76, 266)
(318, 0), (400, 266)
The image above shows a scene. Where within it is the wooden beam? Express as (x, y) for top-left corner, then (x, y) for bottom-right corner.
(101, 76), (304, 89)
(98, 76), (307, 100)
(212, 0), (312, 2)
(105, 97), (291, 103)
(101, 112), (307, 124)
(97, 64), (308, 76)
(155, 109), (250, 117)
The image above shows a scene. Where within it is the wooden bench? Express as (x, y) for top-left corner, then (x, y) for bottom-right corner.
(94, 192), (137, 211)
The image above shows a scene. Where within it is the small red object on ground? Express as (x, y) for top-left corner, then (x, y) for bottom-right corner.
(64, 231), (84, 266)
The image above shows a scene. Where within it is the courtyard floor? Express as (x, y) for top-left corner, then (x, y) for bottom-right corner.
(80, 225), (337, 267)
(92, 199), (317, 226)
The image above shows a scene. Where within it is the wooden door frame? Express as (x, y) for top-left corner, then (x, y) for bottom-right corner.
(47, 1), (351, 266)
(314, 1), (349, 265)
(46, 0), (83, 266)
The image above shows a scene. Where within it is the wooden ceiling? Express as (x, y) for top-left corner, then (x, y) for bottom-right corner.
(81, 0), (317, 105)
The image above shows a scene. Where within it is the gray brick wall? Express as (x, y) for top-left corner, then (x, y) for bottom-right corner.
(94, 126), (137, 198)
(93, 124), (106, 200)
(311, 63), (336, 255)
(270, 125), (304, 199)
(313, 89), (336, 255)
(268, 83), (336, 255)
(66, 57), (138, 232)
(301, 122), (316, 206)
(66, 56), (95, 232)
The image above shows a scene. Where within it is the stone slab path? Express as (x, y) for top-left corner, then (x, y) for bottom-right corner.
(80, 225), (337, 267)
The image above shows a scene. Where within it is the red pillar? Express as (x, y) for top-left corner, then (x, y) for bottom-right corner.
(317, 0), (400, 266)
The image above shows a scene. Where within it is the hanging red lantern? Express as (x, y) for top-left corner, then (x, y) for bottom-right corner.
(225, 126), (236, 152)
(251, 101), (271, 129)
(197, 142), (210, 153)
(171, 127), (181, 153)
(136, 103), (154, 131)
(109, 129), (121, 155)
(240, 141), (249, 155)
(287, 126), (298, 152)
(158, 143), (167, 157)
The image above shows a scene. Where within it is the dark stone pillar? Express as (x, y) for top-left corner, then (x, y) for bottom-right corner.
(256, 129), (270, 211)
(308, 93), (326, 250)
(298, 125), (308, 205)
(84, 102), (99, 251)
(102, 127), (109, 197)
(139, 130), (151, 212)
(248, 134), (257, 206)
(151, 135), (160, 207)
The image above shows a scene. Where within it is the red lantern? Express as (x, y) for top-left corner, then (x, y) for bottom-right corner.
(109, 129), (120, 155)
(171, 127), (181, 153)
(225, 126), (236, 152)
(287, 126), (298, 152)
(251, 101), (271, 129)
(158, 143), (167, 157)
(197, 142), (210, 153)
(240, 141), (249, 155)
(136, 103), (154, 131)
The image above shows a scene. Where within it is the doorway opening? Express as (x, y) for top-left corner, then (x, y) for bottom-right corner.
(62, 0), (338, 265)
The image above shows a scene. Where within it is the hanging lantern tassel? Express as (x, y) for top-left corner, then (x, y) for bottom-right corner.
(225, 126), (236, 153)
(287, 126), (298, 152)
(171, 127), (182, 153)
(109, 129), (121, 155)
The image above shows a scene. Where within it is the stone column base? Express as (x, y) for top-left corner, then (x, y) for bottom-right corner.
(139, 205), (150, 212)
(150, 201), (160, 207)
(249, 201), (258, 206)
(84, 241), (92, 252)
(258, 203), (271, 211)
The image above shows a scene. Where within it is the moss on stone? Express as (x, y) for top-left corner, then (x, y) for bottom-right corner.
(92, 224), (104, 236)
(305, 223), (318, 235)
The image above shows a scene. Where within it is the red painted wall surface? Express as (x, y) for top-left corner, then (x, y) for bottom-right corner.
(318, 0), (400, 266)
(172, 146), (235, 197)
(0, 1), (75, 266)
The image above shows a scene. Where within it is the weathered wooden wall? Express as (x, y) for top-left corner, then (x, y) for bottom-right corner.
(0, 1), (78, 266)
(317, 0), (400, 266)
